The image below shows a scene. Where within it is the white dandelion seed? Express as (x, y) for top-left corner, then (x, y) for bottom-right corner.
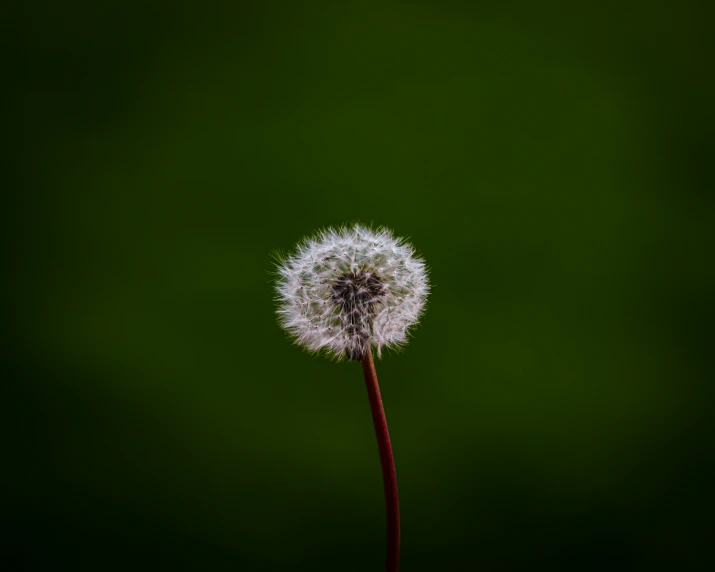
(275, 224), (429, 360)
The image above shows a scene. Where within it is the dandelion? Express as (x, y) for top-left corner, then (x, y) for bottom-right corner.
(274, 224), (429, 572)
(275, 224), (429, 361)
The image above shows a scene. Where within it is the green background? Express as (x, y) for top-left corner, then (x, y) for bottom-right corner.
(11, 1), (714, 570)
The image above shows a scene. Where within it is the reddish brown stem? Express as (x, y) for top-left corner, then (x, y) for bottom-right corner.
(361, 349), (400, 572)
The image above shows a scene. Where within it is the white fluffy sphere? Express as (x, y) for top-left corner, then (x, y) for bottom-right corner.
(275, 224), (429, 360)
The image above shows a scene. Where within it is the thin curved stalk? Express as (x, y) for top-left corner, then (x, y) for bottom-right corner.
(361, 349), (400, 572)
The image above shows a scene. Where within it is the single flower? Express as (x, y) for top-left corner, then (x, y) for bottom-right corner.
(274, 223), (429, 572)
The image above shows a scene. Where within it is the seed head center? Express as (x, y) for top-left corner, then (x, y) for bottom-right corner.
(331, 270), (385, 360)
(331, 271), (384, 309)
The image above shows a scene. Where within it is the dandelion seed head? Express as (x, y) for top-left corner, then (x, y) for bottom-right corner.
(275, 224), (429, 360)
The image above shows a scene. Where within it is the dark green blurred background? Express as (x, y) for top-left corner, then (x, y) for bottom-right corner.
(10, 1), (715, 570)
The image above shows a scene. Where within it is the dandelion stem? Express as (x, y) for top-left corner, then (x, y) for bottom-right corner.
(361, 349), (400, 572)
